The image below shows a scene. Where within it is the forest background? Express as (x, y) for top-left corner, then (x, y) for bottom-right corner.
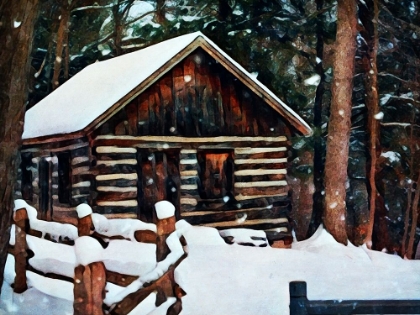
(1, 0), (420, 290)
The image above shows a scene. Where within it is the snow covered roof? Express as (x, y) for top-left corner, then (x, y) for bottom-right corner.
(23, 31), (312, 142)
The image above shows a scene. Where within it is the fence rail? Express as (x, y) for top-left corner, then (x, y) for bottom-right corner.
(9, 200), (186, 315)
(289, 281), (420, 315)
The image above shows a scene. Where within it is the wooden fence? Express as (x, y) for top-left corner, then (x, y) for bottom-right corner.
(10, 200), (187, 315)
(289, 281), (420, 315)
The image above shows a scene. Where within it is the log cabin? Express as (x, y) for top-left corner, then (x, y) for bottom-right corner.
(16, 32), (312, 245)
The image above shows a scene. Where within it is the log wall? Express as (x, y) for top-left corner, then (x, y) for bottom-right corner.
(91, 136), (292, 242)
(19, 48), (297, 241)
(17, 140), (92, 224)
(92, 145), (138, 217)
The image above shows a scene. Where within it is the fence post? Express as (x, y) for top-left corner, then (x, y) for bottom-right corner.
(74, 236), (106, 315)
(76, 204), (94, 237)
(289, 281), (309, 315)
(13, 207), (29, 293)
(155, 201), (176, 262)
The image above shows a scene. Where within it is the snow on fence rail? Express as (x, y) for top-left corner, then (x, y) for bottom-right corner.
(9, 199), (187, 315)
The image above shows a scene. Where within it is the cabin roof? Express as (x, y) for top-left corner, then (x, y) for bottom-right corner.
(23, 31), (312, 143)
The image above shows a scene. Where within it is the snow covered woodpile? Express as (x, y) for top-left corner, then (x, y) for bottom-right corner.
(8, 200), (187, 315)
(17, 31), (312, 244)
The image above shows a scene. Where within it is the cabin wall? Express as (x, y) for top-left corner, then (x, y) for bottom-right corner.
(92, 48), (292, 139)
(19, 48), (297, 241)
(90, 136), (291, 241)
(17, 140), (92, 224)
(85, 48), (295, 241)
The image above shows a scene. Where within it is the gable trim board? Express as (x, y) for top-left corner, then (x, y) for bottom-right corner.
(23, 32), (311, 145)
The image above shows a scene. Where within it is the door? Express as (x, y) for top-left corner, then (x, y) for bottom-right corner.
(39, 158), (51, 220)
(137, 150), (180, 222)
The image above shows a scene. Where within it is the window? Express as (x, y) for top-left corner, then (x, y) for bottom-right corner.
(197, 150), (234, 199)
(57, 152), (71, 203)
(20, 153), (33, 201)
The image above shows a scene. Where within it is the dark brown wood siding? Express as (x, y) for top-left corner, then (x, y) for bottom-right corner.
(94, 48), (292, 139)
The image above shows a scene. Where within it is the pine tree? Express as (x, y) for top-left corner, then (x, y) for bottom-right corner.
(323, 0), (357, 244)
(0, 0), (39, 294)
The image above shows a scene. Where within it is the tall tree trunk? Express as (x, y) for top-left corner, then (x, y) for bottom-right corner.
(52, 2), (70, 90)
(0, 0), (39, 294)
(400, 122), (420, 257)
(407, 174), (420, 258)
(311, 0), (325, 237)
(156, 0), (166, 24)
(324, 0), (357, 244)
(359, 0), (380, 248)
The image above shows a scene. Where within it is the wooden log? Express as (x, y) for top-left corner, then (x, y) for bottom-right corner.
(155, 201), (176, 262)
(180, 205), (289, 226)
(158, 73), (175, 134)
(125, 100), (138, 136)
(73, 262), (106, 315)
(137, 93), (149, 136)
(229, 80), (242, 134)
(95, 179), (137, 188)
(93, 135), (287, 150)
(96, 191), (137, 202)
(78, 215), (93, 237)
(167, 299), (183, 315)
(110, 267), (176, 315)
(156, 215), (176, 262)
(134, 229), (156, 244)
(183, 56), (196, 136)
(77, 204), (94, 237)
(200, 217), (289, 230)
(234, 185), (289, 197)
(105, 270), (138, 287)
(14, 208), (28, 293)
(172, 65), (185, 134)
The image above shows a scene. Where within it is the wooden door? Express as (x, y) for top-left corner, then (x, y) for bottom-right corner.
(39, 158), (51, 220)
(137, 150), (180, 222)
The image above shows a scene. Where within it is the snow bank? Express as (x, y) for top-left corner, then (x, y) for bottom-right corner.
(176, 220), (226, 246)
(0, 281), (73, 315)
(102, 240), (156, 276)
(176, 225), (420, 315)
(14, 200), (77, 241)
(104, 230), (185, 306)
(3, 255), (15, 285)
(92, 213), (156, 240)
(291, 225), (371, 262)
(219, 228), (268, 247)
(27, 235), (76, 278)
(26, 272), (73, 302)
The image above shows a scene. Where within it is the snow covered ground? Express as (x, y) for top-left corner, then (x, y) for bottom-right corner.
(2, 223), (420, 315)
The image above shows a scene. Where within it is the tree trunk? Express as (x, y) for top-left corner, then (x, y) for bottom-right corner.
(323, 0), (357, 244)
(359, 0), (380, 248)
(311, 0), (326, 238)
(407, 174), (420, 258)
(0, 0), (39, 294)
(156, 0), (166, 24)
(52, 2), (70, 90)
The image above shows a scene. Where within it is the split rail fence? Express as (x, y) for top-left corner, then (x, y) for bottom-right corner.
(9, 200), (187, 315)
